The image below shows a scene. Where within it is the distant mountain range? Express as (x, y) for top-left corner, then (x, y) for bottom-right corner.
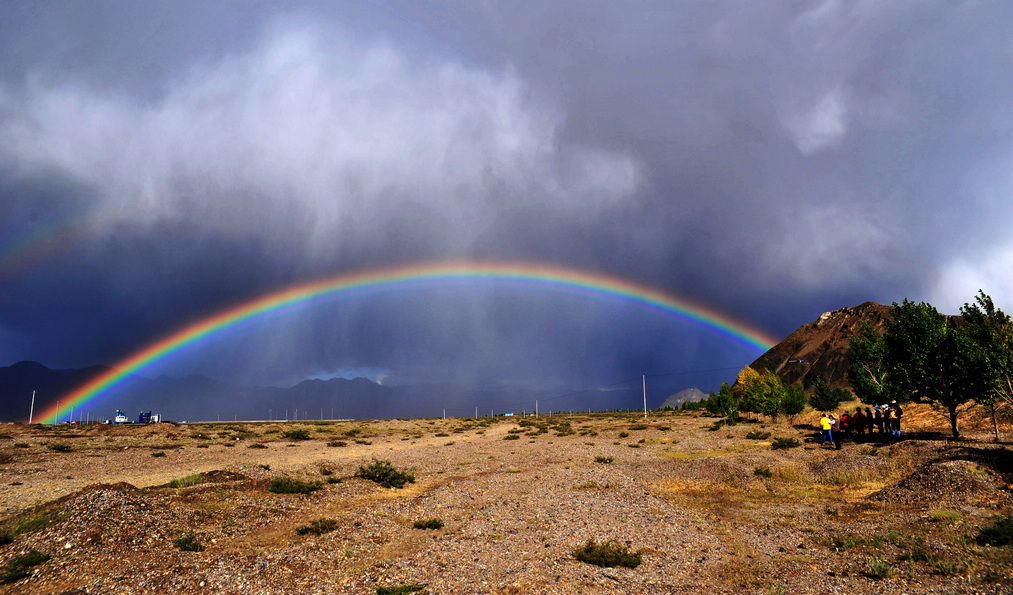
(0, 361), (635, 423)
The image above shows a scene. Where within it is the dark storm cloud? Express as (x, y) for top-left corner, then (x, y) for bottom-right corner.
(1, 1), (1012, 400)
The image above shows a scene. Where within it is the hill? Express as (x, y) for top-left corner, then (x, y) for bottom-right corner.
(747, 301), (891, 392)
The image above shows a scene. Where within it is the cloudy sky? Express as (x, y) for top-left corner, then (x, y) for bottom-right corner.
(2, 1), (1012, 411)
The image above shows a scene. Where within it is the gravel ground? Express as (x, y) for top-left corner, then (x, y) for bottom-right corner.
(0, 408), (1010, 594)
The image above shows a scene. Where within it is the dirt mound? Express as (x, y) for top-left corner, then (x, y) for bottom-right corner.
(872, 459), (1001, 505)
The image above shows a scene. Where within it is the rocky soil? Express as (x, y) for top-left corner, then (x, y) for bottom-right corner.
(0, 404), (1010, 594)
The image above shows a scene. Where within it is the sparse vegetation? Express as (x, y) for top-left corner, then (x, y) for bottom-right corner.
(248, 442), (268, 449)
(976, 515), (1013, 546)
(173, 531), (204, 552)
(327, 440), (348, 447)
(413, 518), (443, 530)
(503, 434), (520, 440)
(269, 476), (323, 494)
(745, 430), (771, 440)
(753, 466), (772, 478)
(594, 456), (613, 464)
(282, 428), (311, 440)
(151, 451), (166, 457)
(0, 549), (50, 584)
(572, 538), (642, 569)
(168, 473), (205, 488)
(47, 443), (72, 452)
(355, 459), (415, 489)
(295, 518), (338, 536)
(770, 437), (800, 450)
(376, 585), (425, 595)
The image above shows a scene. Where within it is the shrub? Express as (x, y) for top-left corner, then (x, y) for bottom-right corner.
(376, 585), (425, 595)
(248, 443), (268, 449)
(168, 473), (205, 488)
(573, 538), (642, 569)
(594, 456), (614, 464)
(258, 464), (270, 471)
(864, 556), (892, 579)
(976, 515), (1013, 546)
(11, 507), (68, 535)
(47, 443), (72, 452)
(173, 531), (204, 552)
(269, 476), (322, 494)
(503, 434), (520, 441)
(745, 430), (771, 440)
(0, 533), (12, 546)
(295, 518), (338, 536)
(413, 518), (443, 530)
(618, 431), (630, 438)
(283, 429), (311, 440)
(355, 459), (415, 489)
(327, 440), (348, 447)
(753, 466), (772, 478)
(771, 437), (801, 450)
(629, 424), (648, 431)
(151, 451), (166, 458)
(0, 549), (50, 584)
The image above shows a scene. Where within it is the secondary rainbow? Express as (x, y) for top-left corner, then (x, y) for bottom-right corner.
(37, 262), (779, 423)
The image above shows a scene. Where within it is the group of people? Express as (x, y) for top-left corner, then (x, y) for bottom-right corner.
(819, 401), (902, 448)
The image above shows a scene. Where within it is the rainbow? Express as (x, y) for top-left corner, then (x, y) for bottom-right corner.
(37, 262), (779, 423)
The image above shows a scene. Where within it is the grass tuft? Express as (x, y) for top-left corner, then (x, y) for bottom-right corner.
(168, 473), (205, 488)
(976, 515), (1013, 546)
(413, 518), (443, 530)
(376, 585), (425, 595)
(573, 538), (642, 569)
(269, 476), (323, 494)
(355, 459), (415, 489)
(771, 437), (800, 450)
(295, 518), (338, 536)
(173, 531), (204, 552)
(0, 549), (50, 584)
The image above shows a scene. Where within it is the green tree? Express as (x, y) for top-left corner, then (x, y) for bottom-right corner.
(809, 377), (846, 412)
(781, 381), (808, 422)
(847, 321), (894, 405)
(959, 290), (1013, 441)
(884, 299), (972, 438)
(705, 382), (737, 419)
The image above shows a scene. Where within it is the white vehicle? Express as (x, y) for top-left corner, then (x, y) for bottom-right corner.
(113, 409), (128, 424)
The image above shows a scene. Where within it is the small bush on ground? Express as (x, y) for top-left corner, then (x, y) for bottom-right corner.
(413, 518), (443, 530)
(503, 434), (520, 441)
(47, 443), (72, 452)
(327, 440), (348, 447)
(376, 585), (425, 595)
(573, 538), (642, 569)
(594, 456), (613, 464)
(355, 459), (415, 489)
(745, 430), (771, 440)
(173, 531), (203, 552)
(295, 518), (338, 536)
(248, 443), (268, 449)
(771, 437), (801, 450)
(283, 429), (311, 440)
(976, 515), (1013, 546)
(753, 466), (772, 478)
(269, 476), (323, 494)
(0, 549), (50, 584)
(168, 473), (205, 488)
(151, 451), (166, 458)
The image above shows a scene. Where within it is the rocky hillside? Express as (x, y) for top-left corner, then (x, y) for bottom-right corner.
(747, 301), (892, 392)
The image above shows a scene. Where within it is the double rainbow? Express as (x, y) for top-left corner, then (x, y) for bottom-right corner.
(36, 262), (779, 423)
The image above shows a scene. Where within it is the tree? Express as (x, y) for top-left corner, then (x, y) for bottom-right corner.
(705, 382), (737, 419)
(884, 299), (972, 438)
(959, 290), (1013, 441)
(734, 367), (800, 421)
(847, 321), (895, 405)
(809, 377), (848, 412)
(781, 381), (807, 422)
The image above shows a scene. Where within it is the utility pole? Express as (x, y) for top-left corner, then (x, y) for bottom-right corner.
(535, 400), (538, 416)
(28, 391), (35, 424)
(55, 401), (59, 425)
(643, 375), (648, 419)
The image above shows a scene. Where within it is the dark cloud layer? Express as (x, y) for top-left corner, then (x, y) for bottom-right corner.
(2, 1), (1012, 416)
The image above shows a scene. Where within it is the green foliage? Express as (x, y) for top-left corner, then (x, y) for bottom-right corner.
(10, 507), (69, 535)
(847, 321), (893, 405)
(503, 434), (520, 440)
(47, 443), (72, 452)
(745, 430), (771, 440)
(781, 381), (807, 418)
(282, 428), (311, 440)
(327, 440), (348, 447)
(753, 466), (772, 478)
(0, 549), (50, 584)
(771, 437), (800, 450)
(413, 518), (443, 530)
(594, 456), (614, 464)
(355, 459), (415, 489)
(376, 585), (425, 595)
(295, 518), (338, 536)
(173, 531), (204, 552)
(168, 473), (205, 488)
(151, 451), (166, 458)
(572, 538), (642, 569)
(705, 382), (737, 419)
(736, 368), (803, 421)
(248, 442), (268, 449)
(809, 377), (851, 412)
(976, 515), (1013, 546)
(960, 291), (1013, 440)
(865, 556), (893, 579)
(269, 476), (323, 494)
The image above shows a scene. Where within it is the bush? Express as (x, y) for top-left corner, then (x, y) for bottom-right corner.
(47, 443), (72, 452)
(355, 459), (415, 489)
(269, 476), (323, 494)
(376, 585), (425, 595)
(503, 434), (520, 441)
(327, 440), (348, 447)
(151, 451), (166, 458)
(745, 430), (771, 440)
(168, 473), (205, 488)
(594, 456), (614, 464)
(573, 538), (642, 569)
(413, 518), (443, 530)
(295, 518), (338, 536)
(0, 549), (50, 584)
(976, 515), (1013, 546)
(283, 429), (311, 440)
(248, 443), (268, 449)
(173, 531), (204, 552)
(771, 437), (801, 450)
(753, 466), (772, 478)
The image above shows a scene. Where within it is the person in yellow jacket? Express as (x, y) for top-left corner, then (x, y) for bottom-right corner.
(819, 413), (834, 447)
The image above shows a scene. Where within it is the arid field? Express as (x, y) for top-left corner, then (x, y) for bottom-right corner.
(0, 404), (1010, 594)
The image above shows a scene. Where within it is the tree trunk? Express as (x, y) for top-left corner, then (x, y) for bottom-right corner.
(991, 403), (1001, 443)
(948, 404), (960, 438)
